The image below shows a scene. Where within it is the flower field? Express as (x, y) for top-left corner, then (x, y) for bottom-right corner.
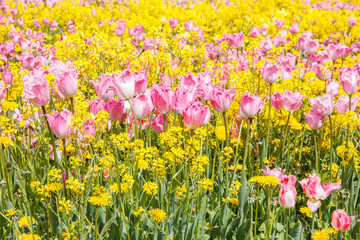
(1, 0), (360, 239)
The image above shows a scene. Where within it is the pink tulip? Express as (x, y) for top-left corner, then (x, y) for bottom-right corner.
(300, 174), (340, 212)
(326, 81), (339, 96)
(169, 18), (179, 29)
(281, 68), (292, 79)
(80, 120), (96, 141)
(281, 175), (297, 188)
(183, 100), (211, 129)
(274, 19), (285, 29)
(249, 27), (260, 38)
(151, 115), (168, 133)
(279, 186), (297, 209)
(328, 44), (352, 60)
(348, 17), (357, 27)
(289, 24), (300, 34)
(49, 61), (79, 98)
(239, 92), (265, 119)
(309, 94), (333, 117)
(262, 166), (286, 179)
(271, 92), (284, 110)
(49, 20), (58, 29)
(282, 90), (304, 113)
(339, 67), (360, 96)
(132, 94), (152, 120)
(23, 69), (50, 107)
(46, 110), (73, 139)
(335, 95), (359, 114)
(134, 71), (148, 94)
(87, 98), (105, 116)
(305, 110), (324, 130)
(105, 99), (126, 122)
(114, 20), (126, 36)
(305, 40), (319, 55)
(1, 68), (13, 84)
(17, 51), (42, 71)
(259, 38), (273, 52)
(174, 88), (197, 115)
(209, 87), (235, 113)
(57, 71), (78, 98)
(135, 31), (146, 42)
(92, 74), (115, 102)
(272, 35), (285, 47)
(178, 74), (197, 89)
(184, 21), (195, 32)
(112, 70), (135, 101)
(0, 81), (8, 104)
(197, 82), (213, 101)
(151, 84), (175, 115)
(128, 27), (135, 36)
(261, 61), (279, 84)
(331, 209), (355, 232)
(229, 33), (244, 49)
(143, 38), (155, 51)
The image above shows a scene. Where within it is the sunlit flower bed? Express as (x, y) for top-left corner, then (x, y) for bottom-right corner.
(0, 0), (360, 239)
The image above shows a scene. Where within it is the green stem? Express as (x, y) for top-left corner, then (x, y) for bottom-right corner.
(329, 115), (333, 180)
(313, 131), (319, 173)
(254, 186), (260, 240)
(222, 112), (229, 146)
(265, 189), (272, 239)
(311, 213), (315, 233)
(128, 100), (138, 140)
(163, 114), (167, 132)
(281, 111), (291, 165)
(62, 139), (69, 180)
(266, 83), (272, 160)
(42, 106), (59, 165)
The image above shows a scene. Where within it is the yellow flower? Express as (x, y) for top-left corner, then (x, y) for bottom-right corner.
(20, 234), (41, 240)
(149, 208), (166, 224)
(132, 207), (145, 217)
(88, 192), (112, 207)
(0, 136), (14, 147)
(142, 181), (158, 195)
(199, 177), (213, 191)
(5, 208), (17, 217)
(215, 126), (226, 141)
(175, 185), (187, 199)
(18, 216), (35, 228)
(300, 207), (312, 217)
(249, 176), (280, 188)
(312, 229), (330, 240)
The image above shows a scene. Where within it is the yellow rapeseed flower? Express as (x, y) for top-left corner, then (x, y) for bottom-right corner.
(143, 181), (158, 195)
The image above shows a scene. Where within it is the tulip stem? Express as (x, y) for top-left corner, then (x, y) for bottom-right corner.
(128, 100), (138, 140)
(222, 112), (228, 145)
(281, 111), (291, 166)
(265, 188), (272, 239)
(311, 213), (315, 233)
(163, 114), (167, 132)
(69, 97), (75, 114)
(329, 115), (333, 180)
(62, 139), (69, 180)
(285, 209), (290, 240)
(266, 83), (272, 161)
(313, 130), (319, 173)
(254, 186), (259, 240)
(349, 95), (352, 111)
(239, 118), (251, 211)
(41, 106), (59, 166)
